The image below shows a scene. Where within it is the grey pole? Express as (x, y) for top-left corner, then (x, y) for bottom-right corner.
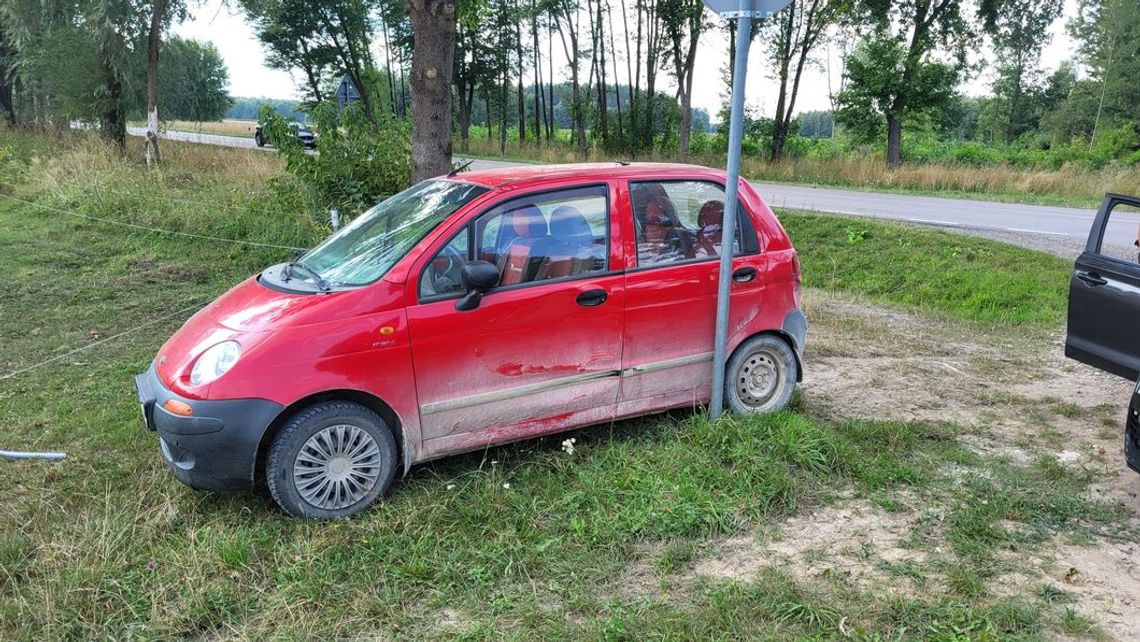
(709, 4), (756, 419)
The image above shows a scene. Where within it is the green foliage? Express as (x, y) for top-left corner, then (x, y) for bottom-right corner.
(836, 33), (959, 147)
(260, 101), (411, 218)
(154, 37), (232, 122)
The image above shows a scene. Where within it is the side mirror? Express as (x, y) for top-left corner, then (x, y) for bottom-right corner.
(455, 260), (499, 311)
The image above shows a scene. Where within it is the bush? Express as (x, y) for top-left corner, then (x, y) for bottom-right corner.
(260, 101), (412, 221)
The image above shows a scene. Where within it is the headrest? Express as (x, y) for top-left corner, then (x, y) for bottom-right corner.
(506, 204), (547, 237)
(548, 206), (593, 240)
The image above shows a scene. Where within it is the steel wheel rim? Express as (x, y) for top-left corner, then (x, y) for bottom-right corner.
(736, 350), (780, 409)
(293, 424), (382, 510)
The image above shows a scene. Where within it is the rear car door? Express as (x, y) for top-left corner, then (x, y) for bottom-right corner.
(1066, 194), (1140, 380)
(617, 179), (764, 414)
(406, 183), (625, 456)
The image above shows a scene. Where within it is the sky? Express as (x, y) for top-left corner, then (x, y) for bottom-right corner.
(176, 0), (1080, 123)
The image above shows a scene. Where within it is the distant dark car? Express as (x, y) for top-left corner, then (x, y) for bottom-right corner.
(1065, 193), (1140, 473)
(254, 121), (316, 149)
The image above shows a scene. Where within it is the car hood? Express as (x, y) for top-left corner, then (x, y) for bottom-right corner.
(153, 275), (403, 392)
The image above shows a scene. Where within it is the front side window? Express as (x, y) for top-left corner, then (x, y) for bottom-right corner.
(1095, 199), (1140, 264)
(630, 181), (744, 267)
(301, 180), (488, 287)
(420, 185), (609, 299)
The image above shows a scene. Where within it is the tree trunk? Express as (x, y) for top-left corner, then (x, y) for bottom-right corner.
(678, 91), (692, 161)
(0, 71), (15, 127)
(886, 114), (902, 169)
(532, 3), (542, 143)
(145, 0), (165, 165)
(516, 15), (526, 144)
(407, 0), (457, 181)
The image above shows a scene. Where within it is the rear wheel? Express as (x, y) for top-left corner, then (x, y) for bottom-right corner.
(266, 401), (398, 519)
(724, 334), (798, 414)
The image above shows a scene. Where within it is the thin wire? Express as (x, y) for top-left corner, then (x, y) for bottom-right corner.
(1, 194), (307, 251)
(0, 301), (206, 381)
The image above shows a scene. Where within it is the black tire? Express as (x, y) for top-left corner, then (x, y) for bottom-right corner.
(254, 131), (266, 147)
(266, 401), (398, 519)
(724, 334), (799, 415)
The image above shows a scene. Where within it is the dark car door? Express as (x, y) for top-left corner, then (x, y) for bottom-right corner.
(1066, 194), (1140, 380)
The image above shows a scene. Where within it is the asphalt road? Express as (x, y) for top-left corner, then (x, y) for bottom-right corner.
(131, 127), (1123, 252)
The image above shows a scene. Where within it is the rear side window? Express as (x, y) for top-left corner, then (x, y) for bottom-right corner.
(419, 185), (610, 300)
(629, 180), (757, 267)
(1095, 200), (1140, 264)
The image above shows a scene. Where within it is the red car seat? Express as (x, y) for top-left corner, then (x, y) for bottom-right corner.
(538, 206), (599, 280)
(497, 205), (549, 285)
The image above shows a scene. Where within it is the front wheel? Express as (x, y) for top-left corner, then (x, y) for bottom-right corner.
(724, 334), (799, 415)
(266, 401), (398, 519)
(254, 131), (266, 147)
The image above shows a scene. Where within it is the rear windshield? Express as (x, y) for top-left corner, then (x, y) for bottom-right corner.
(302, 180), (488, 287)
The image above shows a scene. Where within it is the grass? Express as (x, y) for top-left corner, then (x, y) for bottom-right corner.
(777, 210), (1072, 327)
(0, 130), (1129, 638)
(460, 136), (1138, 208)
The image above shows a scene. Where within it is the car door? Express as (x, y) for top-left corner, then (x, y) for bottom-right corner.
(617, 179), (764, 415)
(406, 183), (625, 457)
(1066, 194), (1140, 380)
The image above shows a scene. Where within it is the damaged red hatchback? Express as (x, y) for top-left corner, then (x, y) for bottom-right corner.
(135, 163), (806, 518)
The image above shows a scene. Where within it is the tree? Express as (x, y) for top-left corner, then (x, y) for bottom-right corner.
(553, 0), (588, 157)
(1068, 0), (1140, 142)
(241, 0), (380, 118)
(0, 24), (18, 127)
(156, 37), (232, 121)
(144, 0), (187, 164)
(659, 0), (704, 160)
(835, 32), (958, 162)
(761, 0), (848, 160)
(406, 0), (458, 181)
(840, 0), (971, 167)
(978, 0), (1062, 143)
(5, 0), (148, 148)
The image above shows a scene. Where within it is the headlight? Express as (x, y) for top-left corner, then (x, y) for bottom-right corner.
(189, 341), (242, 386)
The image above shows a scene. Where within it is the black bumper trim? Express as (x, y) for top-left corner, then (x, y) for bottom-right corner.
(134, 364), (284, 491)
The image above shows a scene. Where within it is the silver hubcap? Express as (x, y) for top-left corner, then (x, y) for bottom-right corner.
(736, 350), (780, 409)
(293, 424), (382, 510)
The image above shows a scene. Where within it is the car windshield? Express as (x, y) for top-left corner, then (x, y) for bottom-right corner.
(300, 180), (488, 287)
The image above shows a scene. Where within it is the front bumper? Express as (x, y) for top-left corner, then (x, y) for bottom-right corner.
(1127, 387), (1140, 474)
(134, 364), (284, 491)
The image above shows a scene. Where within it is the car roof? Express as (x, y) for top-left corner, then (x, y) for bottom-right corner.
(451, 162), (728, 189)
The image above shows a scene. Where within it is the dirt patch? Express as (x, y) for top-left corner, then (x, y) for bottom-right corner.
(803, 290), (1135, 516)
(798, 290), (1139, 639)
(1051, 539), (1140, 640)
(692, 500), (923, 593)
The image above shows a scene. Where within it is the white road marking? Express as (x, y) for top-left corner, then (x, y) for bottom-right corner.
(907, 218), (960, 226)
(1006, 227), (1070, 236)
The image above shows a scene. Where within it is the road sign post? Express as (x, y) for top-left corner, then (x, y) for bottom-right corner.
(706, 0), (792, 419)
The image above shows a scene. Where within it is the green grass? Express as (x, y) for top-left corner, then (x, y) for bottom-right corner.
(778, 210), (1072, 327)
(0, 131), (1126, 638)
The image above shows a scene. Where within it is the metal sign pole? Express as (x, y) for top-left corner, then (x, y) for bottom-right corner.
(709, 2), (760, 419)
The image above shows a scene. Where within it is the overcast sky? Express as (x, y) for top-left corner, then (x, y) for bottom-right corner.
(176, 0), (1080, 122)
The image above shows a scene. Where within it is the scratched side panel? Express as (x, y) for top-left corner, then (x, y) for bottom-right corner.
(406, 274), (626, 449)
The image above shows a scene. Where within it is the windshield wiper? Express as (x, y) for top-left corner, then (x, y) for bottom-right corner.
(283, 253), (330, 291)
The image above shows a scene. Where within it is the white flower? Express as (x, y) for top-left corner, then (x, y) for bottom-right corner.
(446, 484), (456, 490)
(561, 438), (577, 455)
(502, 482), (510, 489)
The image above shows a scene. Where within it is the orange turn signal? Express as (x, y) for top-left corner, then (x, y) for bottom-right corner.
(163, 399), (194, 417)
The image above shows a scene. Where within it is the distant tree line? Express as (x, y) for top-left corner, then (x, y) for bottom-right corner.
(1, 1), (231, 158)
(2, 0), (1137, 172)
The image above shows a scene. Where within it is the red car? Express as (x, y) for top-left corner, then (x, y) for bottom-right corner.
(134, 163), (806, 518)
